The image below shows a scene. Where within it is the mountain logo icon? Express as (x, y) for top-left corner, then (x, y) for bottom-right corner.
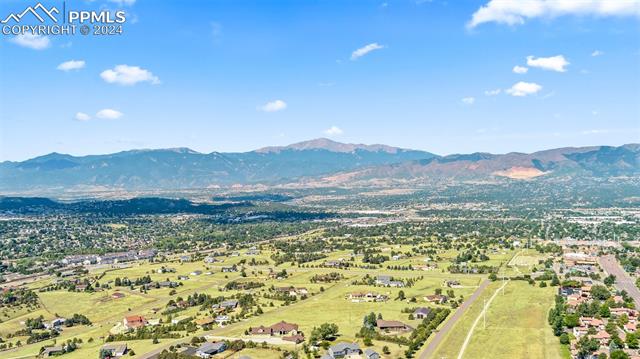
(1, 2), (60, 24)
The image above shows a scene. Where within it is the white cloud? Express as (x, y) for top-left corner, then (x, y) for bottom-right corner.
(484, 89), (501, 96)
(9, 34), (50, 50)
(100, 65), (160, 86)
(467, 0), (640, 28)
(526, 55), (569, 72)
(506, 81), (542, 96)
(74, 112), (91, 121)
(96, 109), (123, 120)
(512, 65), (528, 74)
(324, 126), (344, 136)
(591, 50), (604, 57)
(351, 43), (385, 60)
(462, 97), (476, 105)
(57, 60), (85, 71)
(259, 100), (287, 112)
(109, 0), (136, 5)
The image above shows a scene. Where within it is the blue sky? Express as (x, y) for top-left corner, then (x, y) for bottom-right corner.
(1, 0), (639, 161)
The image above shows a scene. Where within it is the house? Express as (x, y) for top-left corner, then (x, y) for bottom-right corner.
(593, 330), (611, 345)
(191, 270), (203, 276)
(196, 341), (227, 358)
(376, 319), (413, 333)
(424, 294), (448, 304)
(136, 249), (156, 260)
(177, 275), (190, 280)
(204, 256), (218, 263)
(220, 299), (239, 309)
(413, 307), (431, 319)
(328, 342), (361, 358)
(157, 281), (178, 288)
(270, 321), (299, 335)
(375, 275), (404, 287)
(444, 280), (461, 288)
(123, 315), (147, 330)
(580, 317), (604, 329)
(250, 325), (271, 335)
(215, 315), (230, 325)
(249, 321), (301, 337)
(194, 317), (215, 327)
(348, 292), (388, 303)
(112, 292), (125, 299)
(44, 318), (65, 329)
(363, 348), (381, 359)
(573, 326), (589, 337)
(100, 343), (128, 357)
(283, 334), (305, 343)
(40, 346), (64, 357)
(222, 266), (238, 273)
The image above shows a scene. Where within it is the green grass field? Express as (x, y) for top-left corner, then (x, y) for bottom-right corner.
(0, 244), (550, 359)
(430, 281), (563, 359)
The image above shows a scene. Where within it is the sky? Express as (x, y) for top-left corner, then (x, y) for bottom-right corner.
(0, 0), (639, 161)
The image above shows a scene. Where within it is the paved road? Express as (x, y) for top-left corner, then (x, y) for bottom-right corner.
(599, 255), (640, 308)
(418, 279), (490, 359)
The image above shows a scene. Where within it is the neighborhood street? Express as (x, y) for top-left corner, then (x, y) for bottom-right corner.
(418, 279), (490, 359)
(599, 255), (640, 309)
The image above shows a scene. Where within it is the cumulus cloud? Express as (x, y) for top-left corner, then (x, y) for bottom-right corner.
(57, 60), (85, 71)
(591, 50), (604, 57)
(324, 126), (344, 136)
(351, 43), (385, 60)
(259, 100), (287, 112)
(484, 89), (501, 96)
(526, 55), (569, 72)
(74, 112), (91, 121)
(9, 34), (50, 50)
(506, 81), (542, 96)
(96, 109), (123, 120)
(512, 65), (528, 74)
(467, 0), (640, 28)
(461, 97), (476, 105)
(100, 65), (160, 86)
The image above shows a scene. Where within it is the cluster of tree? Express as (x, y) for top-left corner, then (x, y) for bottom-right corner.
(0, 287), (39, 307)
(114, 275), (152, 287)
(310, 272), (344, 283)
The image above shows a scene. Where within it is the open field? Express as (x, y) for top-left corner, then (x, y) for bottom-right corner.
(430, 281), (563, 359)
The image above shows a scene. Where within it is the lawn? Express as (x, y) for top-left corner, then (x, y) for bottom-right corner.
(429, 281), (563, 359)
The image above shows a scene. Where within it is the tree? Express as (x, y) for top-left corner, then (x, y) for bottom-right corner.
(310, 323), (339, 342)
(604, 275), (616, 286)
(563, 313), (579, 328)
(488, 273), (497, 281)
(600, 304), (611, 318)
(591, 285), (610, 301)
(559, 333), (570, 345)
(627, 332), (639, 349)
(611, 350), (630, 359)
(397, 290), (406, 300)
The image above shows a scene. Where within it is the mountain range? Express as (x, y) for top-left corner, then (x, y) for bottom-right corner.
(0, 139), (638, 193)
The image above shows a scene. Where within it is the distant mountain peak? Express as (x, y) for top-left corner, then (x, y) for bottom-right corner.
(255, 138), (412, 154)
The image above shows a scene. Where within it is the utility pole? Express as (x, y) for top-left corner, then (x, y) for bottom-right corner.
(483, 298), (487, 330)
